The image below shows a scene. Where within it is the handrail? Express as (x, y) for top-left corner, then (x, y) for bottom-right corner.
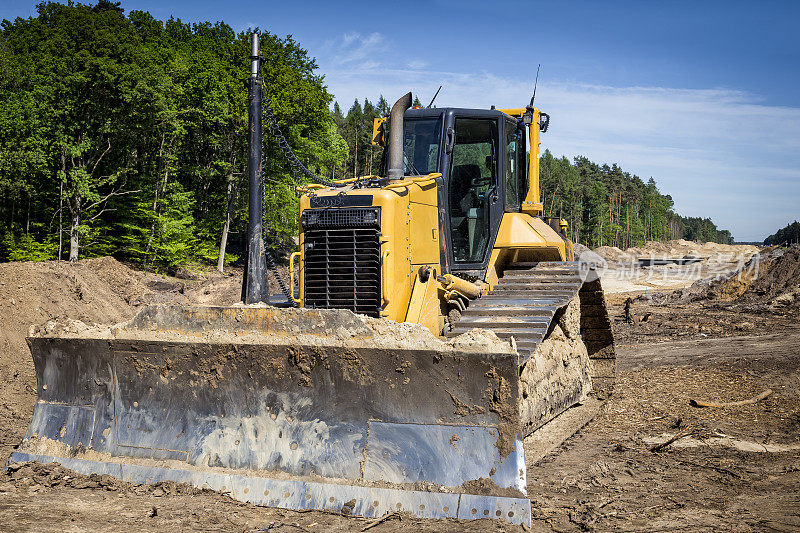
(381, 249), (390, 307)
(383, 172), (441, 190)
(289, 251), (302, 304)
(331, 177), (360, 184)
(295, 184), (326, 193)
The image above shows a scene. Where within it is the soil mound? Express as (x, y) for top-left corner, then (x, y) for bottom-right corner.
(593, 240), (758, 264)
(667, 246), (800, 311)
(735, 247), (800, 309)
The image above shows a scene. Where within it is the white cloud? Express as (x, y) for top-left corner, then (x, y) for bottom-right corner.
(321, 32), (387, 67)
(315, 37), (800, 241)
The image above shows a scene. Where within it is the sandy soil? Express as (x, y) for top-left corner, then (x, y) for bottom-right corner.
(586, 239), (760, 294)
(1, 253), (799, 532)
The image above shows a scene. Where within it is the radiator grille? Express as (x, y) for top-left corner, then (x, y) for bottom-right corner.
(301, 208), (379, 229)
(303, 209), (382, 317)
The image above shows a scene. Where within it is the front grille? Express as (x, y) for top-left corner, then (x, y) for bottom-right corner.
(301, 208), (380, 229)
(303, 209), (382, 317)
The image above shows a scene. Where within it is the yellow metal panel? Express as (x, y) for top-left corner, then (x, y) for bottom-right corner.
(408, 179), (439, 266)
(497, 108), (526, 117)
(371, 188), (412, 321)
(297, 196), (310, 303)
(484, 248), (503, 288)
(409, 201), (439, 265)
(493, 213), (565, 249)
(484, 213), (568, 288)
(404, 269), (441, 334)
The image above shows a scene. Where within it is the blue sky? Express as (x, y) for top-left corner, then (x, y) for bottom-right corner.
(3, 0), (798, 241)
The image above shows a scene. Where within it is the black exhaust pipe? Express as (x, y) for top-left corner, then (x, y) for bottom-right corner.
(388, 92), (412, 180)
(242, 32), (268, 304)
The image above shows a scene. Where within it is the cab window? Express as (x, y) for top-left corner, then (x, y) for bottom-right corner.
(505, 120), (522, 210)
(403, 117), (442, 175)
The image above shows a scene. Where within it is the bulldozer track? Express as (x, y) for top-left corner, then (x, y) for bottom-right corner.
(449, 261), (616, 390)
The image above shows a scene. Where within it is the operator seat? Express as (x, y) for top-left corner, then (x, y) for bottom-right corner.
(450, 164), (480, 215)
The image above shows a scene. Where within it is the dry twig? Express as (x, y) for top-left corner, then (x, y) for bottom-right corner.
(675, 459), (742, 479)
(649, 425), (694, 452)
(689, 389), (772, 408)
(361, 512), (400, 531)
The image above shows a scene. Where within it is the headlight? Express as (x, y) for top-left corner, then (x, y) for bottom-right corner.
(364, 210), (377, 224)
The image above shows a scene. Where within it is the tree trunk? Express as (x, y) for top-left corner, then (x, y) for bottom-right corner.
(217, 168), (239, 273)
(58, 149), (65, 261)
(146, 133), (168, 260)
(69, 191), (80, 262)
(58, 181), (63, 260)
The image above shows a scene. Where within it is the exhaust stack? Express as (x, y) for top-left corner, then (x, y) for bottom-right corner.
(387, 92), (412, 180)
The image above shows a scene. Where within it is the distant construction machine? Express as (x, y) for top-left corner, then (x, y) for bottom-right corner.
(12, 34), (615, 528)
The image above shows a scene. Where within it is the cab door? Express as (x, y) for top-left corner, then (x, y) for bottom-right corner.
(446, 116), (502, 272)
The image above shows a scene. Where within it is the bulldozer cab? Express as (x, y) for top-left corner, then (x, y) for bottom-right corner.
(394, 108), (528, 278)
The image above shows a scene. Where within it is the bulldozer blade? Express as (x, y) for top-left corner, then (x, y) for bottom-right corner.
(11, 305), (532, 527)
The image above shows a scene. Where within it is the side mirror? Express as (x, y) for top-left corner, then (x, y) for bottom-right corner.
(372, 117), (387, 146)
(539, 112), (550, 132)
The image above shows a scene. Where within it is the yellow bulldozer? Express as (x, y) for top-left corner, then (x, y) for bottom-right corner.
(11, 34), (614, 528)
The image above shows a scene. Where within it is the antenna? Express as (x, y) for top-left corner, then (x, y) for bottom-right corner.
(529, 64), (541, 107)
(427, 85), (442, 108)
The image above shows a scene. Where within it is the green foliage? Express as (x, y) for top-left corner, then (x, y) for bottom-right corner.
(764, 221), (800, 246)
(678, 216), (732, 244)
(3, 233), (57, 262)
(0, 1), (346, 267)
(149, 182), (196, 267)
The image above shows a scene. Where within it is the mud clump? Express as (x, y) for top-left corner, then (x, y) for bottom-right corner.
(448, 391), (487, 416)
(460, 477), (524, 499)
(2, 460), (203, 497)
(484, 368), (517, 459)
(288, 347), (315, 386)
(339, 350), (373, 385)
